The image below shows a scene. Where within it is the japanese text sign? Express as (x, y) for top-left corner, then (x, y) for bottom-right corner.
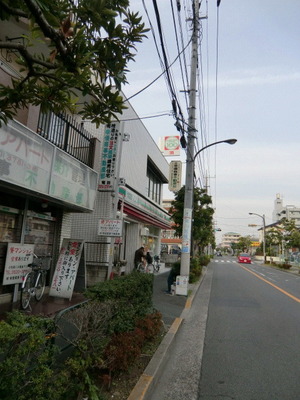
(49, 239), (84, 299)
(3, 244), (34, 285)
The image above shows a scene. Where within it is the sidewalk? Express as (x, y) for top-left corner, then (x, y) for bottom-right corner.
(128, 266), (206, 400)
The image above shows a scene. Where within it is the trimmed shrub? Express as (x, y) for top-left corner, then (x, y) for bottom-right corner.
(197, 254), (211, 267)
(135, 311), (163, 341)
(104, 311), (163, 372)
(0, 312), (68, 400)
(85, 272), (154, 333)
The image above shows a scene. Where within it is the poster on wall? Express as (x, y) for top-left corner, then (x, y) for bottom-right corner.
(49, 239), (85, 300)
(2, 243), (34, 285)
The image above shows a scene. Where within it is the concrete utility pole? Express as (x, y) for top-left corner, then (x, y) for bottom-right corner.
(179, 0), (200, 282)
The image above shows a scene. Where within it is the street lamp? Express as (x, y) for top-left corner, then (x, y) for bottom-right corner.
(193, 139), (237, 162)
(249, 212), (266, 264)
(179, 138), (238, 291)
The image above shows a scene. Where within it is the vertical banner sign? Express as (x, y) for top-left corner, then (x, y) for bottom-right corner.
(181, 208), (192, 253)
(49, 239), (84, 299)
(2, 244), (34, 285)
(161, 136), (180, 156)
(168, 160), (182, 192)
(98, 123), (121, 191)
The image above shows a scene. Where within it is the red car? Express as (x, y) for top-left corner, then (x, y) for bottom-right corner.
(238, 253), (251, 264)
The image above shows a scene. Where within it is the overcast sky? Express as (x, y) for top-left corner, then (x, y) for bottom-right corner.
(122, 0), (300, 244)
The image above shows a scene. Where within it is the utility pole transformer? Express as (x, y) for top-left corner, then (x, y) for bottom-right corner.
(179, 0), (200, 287)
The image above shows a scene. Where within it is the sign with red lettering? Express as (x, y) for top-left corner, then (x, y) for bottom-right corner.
(98, 219), (122, 237)
(49, 239), (84, 299)
(3, 244), (34, 285)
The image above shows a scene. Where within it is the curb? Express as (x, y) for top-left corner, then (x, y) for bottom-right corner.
(127, 267), (207, 400)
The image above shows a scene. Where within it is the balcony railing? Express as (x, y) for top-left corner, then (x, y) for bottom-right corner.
(37, 111), (95, 167)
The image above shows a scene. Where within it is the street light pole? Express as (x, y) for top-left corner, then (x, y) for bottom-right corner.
(178, 0), (237, 294)
(179, 0), (200, 280)
(249, 212), (266, 264)
(179, 138), (237, 281)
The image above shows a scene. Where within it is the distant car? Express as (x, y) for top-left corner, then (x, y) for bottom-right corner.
(238, 253), (251, 263)
(216, 252), (222, 256)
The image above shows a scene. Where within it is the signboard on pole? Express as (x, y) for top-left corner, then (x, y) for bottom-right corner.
(98, 219), (122, 237)
(2, 244), (34, 285)
(168, 160), (182, 192)
(49, 239), (85, 299)
(98, 123), (122, 191)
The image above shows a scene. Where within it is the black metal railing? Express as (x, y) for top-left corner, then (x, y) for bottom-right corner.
(37, 111), (95, 167)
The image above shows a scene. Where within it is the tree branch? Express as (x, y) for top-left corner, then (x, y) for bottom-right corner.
(0, 1), (28, 18)
(23, 0), (69, 56)
(0, 42), (58, 69)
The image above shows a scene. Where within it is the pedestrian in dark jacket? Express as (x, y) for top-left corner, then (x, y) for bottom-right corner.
(134, 246), (145, 269)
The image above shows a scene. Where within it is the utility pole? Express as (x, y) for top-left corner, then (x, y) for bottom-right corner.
(179, 0), (200, 284)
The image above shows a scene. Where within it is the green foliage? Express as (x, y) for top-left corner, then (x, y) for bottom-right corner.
(197, 254), (211, 267)
(85, 272), (154, 333)
(189, 257), (203, 283)
(171, 258), (204, 283)
(0, 273), (160, 399)
(169, 187), (215, 252)
(0, 311), (68, 400)
(236, 236), (252, 252)
(0, 0), (149, 126)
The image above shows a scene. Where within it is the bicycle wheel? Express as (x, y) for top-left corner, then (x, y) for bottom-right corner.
(154, 262), (160, 273)
(21, 273), (33, 310)
(35, 272), (46, 301)
(137, 262), (145, 272)
(147, 263), (154, 273)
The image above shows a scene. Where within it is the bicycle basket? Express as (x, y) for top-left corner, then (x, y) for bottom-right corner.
(36, 257), (52, 270)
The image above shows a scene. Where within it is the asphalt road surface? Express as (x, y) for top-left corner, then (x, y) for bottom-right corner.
(199, 256), (300, 400)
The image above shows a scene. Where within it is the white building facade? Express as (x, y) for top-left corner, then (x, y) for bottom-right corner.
(272, 194), (300, 228)
(71, 97), (171, 282)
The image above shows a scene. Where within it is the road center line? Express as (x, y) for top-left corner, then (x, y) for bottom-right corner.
(239, 264), (300, 303)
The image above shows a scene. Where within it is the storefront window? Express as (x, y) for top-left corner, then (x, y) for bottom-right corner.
(0, 208), (23, 294)
(24, 214), (55, 257)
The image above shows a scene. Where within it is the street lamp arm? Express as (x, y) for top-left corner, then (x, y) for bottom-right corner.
(249, 212), (266, 264)
(192, 138), (237, 161)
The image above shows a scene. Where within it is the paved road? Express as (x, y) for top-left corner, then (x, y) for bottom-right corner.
(199, 257), (300, 399)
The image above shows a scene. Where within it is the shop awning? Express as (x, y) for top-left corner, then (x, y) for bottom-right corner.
(123, 204), (171, 230)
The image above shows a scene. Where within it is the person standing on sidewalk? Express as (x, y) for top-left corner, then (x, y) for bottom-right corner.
(134, 246), (145, 269)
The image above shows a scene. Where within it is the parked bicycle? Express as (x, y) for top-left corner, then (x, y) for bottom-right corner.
(153, 255), (160, 272)
(21, 254), (51, 310)
(136, 255), (160, 273)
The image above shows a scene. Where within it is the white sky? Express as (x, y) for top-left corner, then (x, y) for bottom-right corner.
(122, 0), (300, 244)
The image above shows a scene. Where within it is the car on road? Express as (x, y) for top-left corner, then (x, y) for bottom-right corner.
(238, 253), (251, 263)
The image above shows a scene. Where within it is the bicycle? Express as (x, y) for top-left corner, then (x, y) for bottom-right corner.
(136, 260), (148, 273)
(21, 254), (51, 310)
(153, 255), (160, 273)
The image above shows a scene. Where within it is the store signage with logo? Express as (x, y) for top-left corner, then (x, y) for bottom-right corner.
(161, 136), (180, 156)
(119, 187), (171, 225)
(0, 120), (97, 210)
(251, 241), (260, 247)
(98, 123), (121, 191)
(168, 160), (182, 192)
